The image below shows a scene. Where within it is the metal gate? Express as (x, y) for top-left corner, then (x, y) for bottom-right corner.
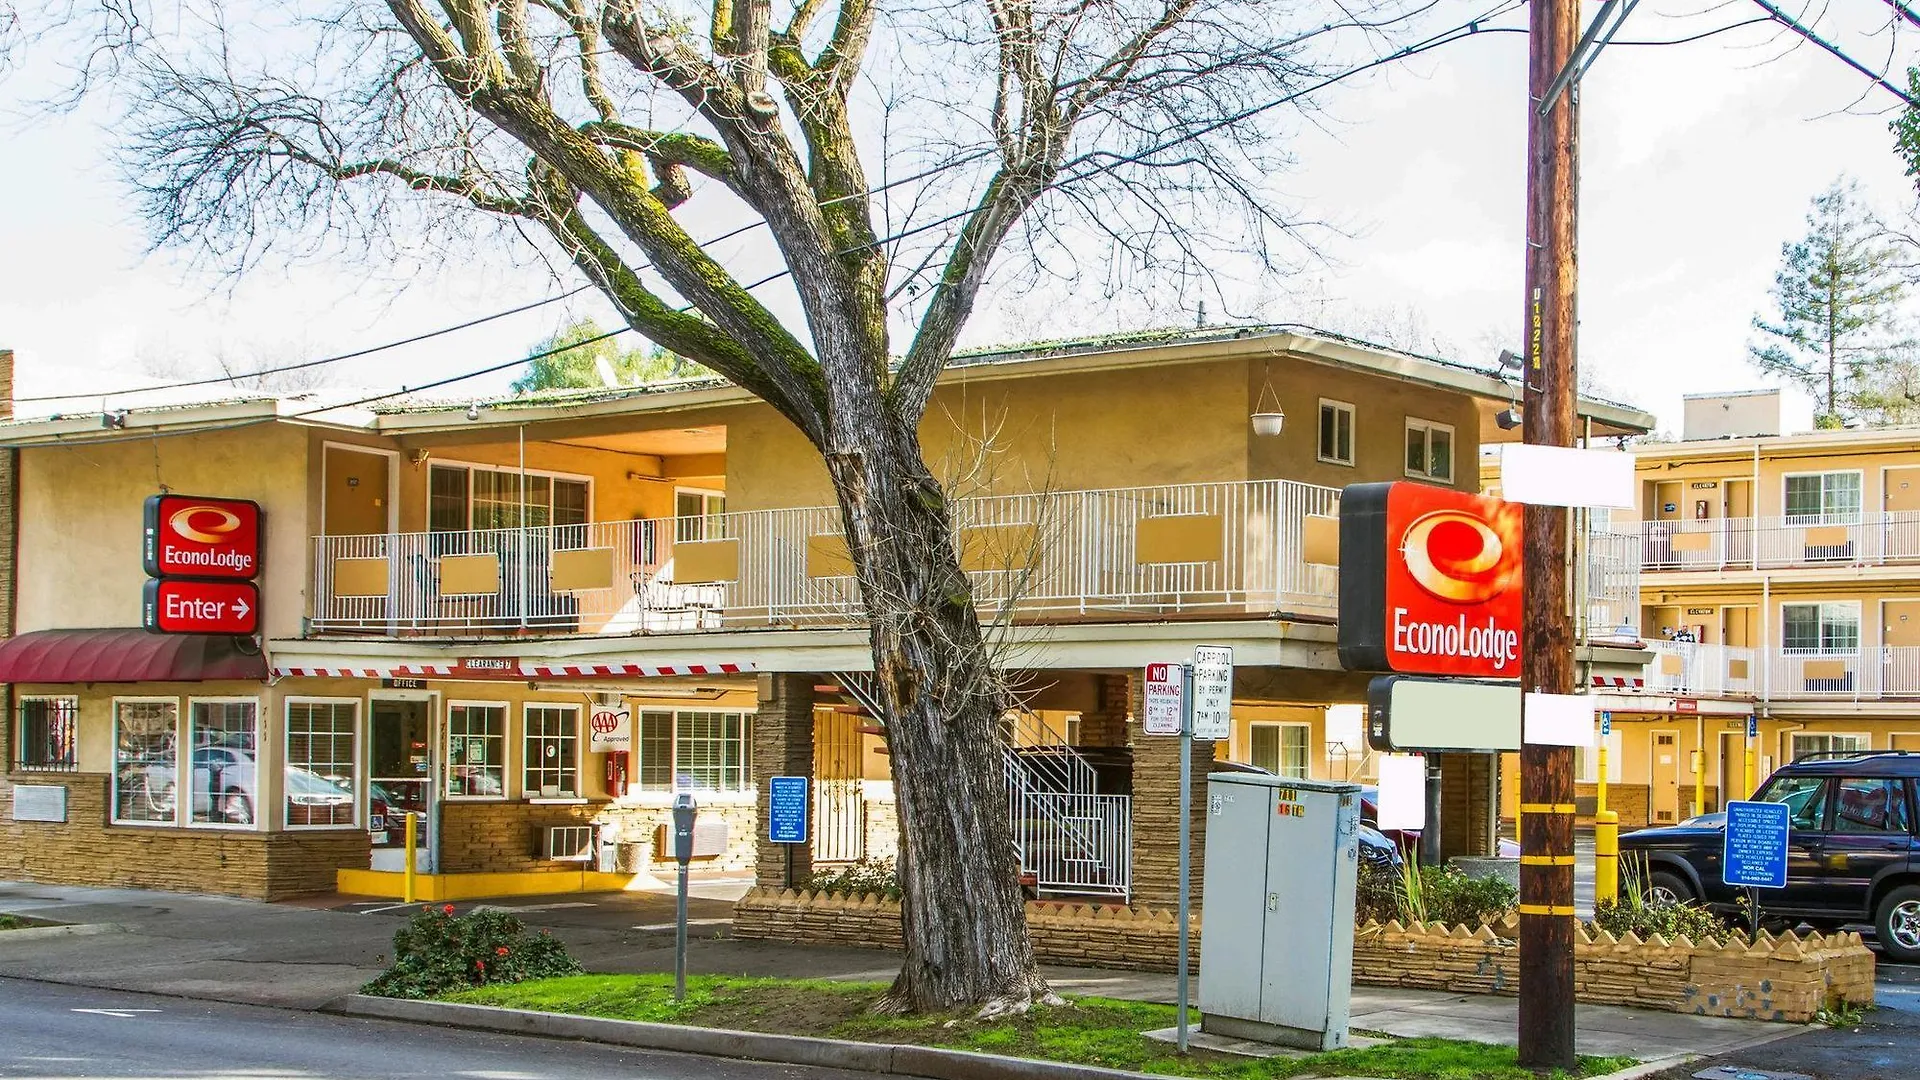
(813, 709), (866, 863)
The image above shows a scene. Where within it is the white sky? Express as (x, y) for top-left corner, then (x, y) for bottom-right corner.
(2, 0), (1914, 433)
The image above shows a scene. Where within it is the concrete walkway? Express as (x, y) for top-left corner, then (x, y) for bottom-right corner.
(0, 880), (1798, 1062)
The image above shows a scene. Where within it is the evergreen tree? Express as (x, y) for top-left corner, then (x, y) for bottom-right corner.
(511, 318), (705, 394)
(1750, 178), (1912, 427)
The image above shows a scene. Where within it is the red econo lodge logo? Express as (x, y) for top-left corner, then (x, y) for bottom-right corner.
(143, 494), (263, 580)
(1385, 486), (1523, 676)
(1336, 481), (1524, 678)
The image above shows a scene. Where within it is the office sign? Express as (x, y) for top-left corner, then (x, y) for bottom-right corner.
(768, 776), (808, 844)
(143, 494), (263, 580)
(142, 579), (260, 635)
(1143, 663), (1183, 736)
(1191, 645), (1233, 740)
(1338, 482), (1524, 677)
(1722, 800), (1789, 889)
(589, 705), (632, 753)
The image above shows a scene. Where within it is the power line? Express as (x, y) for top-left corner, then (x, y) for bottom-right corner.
(1746, 0), (1919, 106)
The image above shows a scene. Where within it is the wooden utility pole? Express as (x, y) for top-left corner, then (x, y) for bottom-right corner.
(1518, 0), (1581, 1066)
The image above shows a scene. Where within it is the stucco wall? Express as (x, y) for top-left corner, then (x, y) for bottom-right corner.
(17, 424), (310, 638)
(1246, 354), (1483, 492)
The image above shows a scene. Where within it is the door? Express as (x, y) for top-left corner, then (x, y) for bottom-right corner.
(1885, 467), (1920, 560)
(1886, 601), (1920, 694)
(1725, 479), (1754, 564)
(1818, 775), (1915, 917)
(1650, 730), (1681, 824)
(369, 698), (434, 871)
(1718, 731), (1749, 804)
(324, 448), (392, 536)
(1649, 482), (1684, 566)
(1723, 607), (1757, 648)
(812, 710), (866, 863)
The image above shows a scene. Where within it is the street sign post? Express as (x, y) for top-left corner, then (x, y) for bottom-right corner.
(1143, 663), (1183, 736)
(1724, 799), (1789, 937)
(1170, 644), (1234, 1054)
(141, 579), (260, 635)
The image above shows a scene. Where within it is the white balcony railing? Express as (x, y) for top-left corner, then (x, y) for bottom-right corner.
(310, 477), (1345, 635)
(1769, 647), (1920, 700)
(1641, 512), (1920, 571)
(1643, 641), (1759, 697)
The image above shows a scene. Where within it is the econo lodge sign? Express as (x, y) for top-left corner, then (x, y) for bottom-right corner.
(1337, 482), (1524, 678)
(143, 494), (263, 580)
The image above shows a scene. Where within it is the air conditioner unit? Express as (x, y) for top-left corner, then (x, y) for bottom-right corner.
(544, 825), (594, 862)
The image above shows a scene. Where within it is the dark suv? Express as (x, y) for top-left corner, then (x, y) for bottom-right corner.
(1620, 751), (1920, 961)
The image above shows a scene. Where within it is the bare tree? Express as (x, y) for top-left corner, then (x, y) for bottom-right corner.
(40, 0), (1423, 1013)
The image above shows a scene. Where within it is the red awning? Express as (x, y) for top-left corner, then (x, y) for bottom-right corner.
(0, 629), (268, 684)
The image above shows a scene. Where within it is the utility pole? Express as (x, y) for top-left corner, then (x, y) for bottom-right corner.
(1519, 0), (1581, 1065)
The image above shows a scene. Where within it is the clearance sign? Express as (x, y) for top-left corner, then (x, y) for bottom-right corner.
(1337, 482), (1524, 678)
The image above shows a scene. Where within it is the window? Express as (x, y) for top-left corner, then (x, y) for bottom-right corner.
(1783, 603), (1860, 654)
(632, 709), (751, 793)
(1785, 472), (1862, 523)
(1064, 714), (1083, 746)
(1834, 777), (1911, 834)
(286, 700), (359, 828)
(1791, 733), (1867, 762)
(523, 705), (581, 798)
(427, 463), (590, 533)
(15, 696), (78, 772)
(1318, 400), (1355, 466)
(676, 711), (752, 792)
(1755, 774), (1829, 831)
(1249, 722), (1310, 779)
(188, 700), (259, 826)
(676, 489), (728, 542)
(1405, 419), (1454, 482)
(113, 700), (179, 825)
(446, 703), (507, 798)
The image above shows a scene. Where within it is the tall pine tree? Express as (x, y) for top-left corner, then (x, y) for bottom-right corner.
(1750, 177), (1912, 427)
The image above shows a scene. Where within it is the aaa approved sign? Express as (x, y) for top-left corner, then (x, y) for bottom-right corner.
(142, 579), (260, 635)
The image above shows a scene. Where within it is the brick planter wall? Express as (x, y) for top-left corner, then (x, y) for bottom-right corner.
(732, 888), (1875, 1022)
(1, 773), (369, 901)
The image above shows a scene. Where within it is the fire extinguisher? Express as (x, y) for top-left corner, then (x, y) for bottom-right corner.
(605, 750), (628, 798)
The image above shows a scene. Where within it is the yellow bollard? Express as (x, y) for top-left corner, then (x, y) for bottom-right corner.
(1596, 740), (1609, 815)
(1595, 809), (1619, 906)
(403, 811), (418, 904)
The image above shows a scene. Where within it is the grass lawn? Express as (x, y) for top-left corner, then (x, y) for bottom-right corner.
(442, 974), (1635, 1079)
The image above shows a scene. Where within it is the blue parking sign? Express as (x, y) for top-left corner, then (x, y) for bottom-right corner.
(1747, 715), (1758, 739)
(1600, 712), (1611, 737)
(1722, 800), (1789, 889)
(768, 776), (809, 844)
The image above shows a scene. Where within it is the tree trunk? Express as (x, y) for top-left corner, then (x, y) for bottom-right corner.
(824, 415), (1051, 1015)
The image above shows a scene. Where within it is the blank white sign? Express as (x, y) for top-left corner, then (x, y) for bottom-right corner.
(1523, 692), (1597, 747)
(1499, 444), (1634, 509)
(1377, 754), (1427, 833)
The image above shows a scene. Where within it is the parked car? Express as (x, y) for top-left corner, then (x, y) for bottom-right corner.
(1357, 785), (1522, 859)
(1358, 822), (1404, 873)
(1620, 751), (1920, 961)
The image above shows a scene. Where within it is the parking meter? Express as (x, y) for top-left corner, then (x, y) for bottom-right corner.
(671, 792), (698, 865)
(671, 792), (698, 1000)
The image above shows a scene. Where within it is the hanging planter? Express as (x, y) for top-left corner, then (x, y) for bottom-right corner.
(1251, 362), (1285, 436)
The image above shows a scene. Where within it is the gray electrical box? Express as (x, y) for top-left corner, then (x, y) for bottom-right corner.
(1199, 772), (1361, 1051)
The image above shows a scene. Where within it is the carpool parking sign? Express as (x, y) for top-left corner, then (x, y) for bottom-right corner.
(1722, 799), (1789, 889)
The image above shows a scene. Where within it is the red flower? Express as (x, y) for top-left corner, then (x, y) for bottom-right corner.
(443, 904), (456, 915)
(495, 946), (510, 956)
(476, 959), (486, 970)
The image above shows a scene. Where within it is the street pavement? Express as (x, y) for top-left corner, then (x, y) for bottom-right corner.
(0, 977), (875, 1079)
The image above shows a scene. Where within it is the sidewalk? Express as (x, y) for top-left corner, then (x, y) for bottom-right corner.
(0, 880), (1799, 1061)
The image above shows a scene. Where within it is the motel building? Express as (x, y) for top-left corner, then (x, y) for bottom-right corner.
(1485, 389), (1920, 831)
(0, 333), (1652, 907)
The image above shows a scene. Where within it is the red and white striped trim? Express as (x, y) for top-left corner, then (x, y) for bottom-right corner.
(1591, 676), (1645, 689)
(272, 663), (457, 678)
(520, 661), (754, 678)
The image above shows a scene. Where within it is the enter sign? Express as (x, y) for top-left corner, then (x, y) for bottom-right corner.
(142, 579), (260, 635)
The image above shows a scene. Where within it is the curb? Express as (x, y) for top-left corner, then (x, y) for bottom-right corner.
(1591, 1053), (1692, 1080)
(326, 994), (1176, 1080)
(0, 923), (124, 944)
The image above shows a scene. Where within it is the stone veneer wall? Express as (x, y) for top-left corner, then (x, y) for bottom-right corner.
(732, 888), (1875, 1023)
(0, 772), (369, 900)
(438, 799), (757, 874)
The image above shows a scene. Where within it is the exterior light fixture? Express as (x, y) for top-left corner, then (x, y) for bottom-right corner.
(1251, 360), (1285, 437)
(1495, 405), (1523, 431)
(465, 404), (481, 421)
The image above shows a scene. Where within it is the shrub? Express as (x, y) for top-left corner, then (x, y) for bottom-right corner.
(1590, 854), (1731, 942)
(1356, 861), (1401, 925)
(1353, 858), (1517, 929)
(804, 857), (902, 899)
(363, 905), (582, 999)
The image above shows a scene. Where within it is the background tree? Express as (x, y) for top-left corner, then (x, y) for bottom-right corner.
(1750, 177), (1911, 427)
(46, 0), (1422, 1013)
(512, 317), (706, 393)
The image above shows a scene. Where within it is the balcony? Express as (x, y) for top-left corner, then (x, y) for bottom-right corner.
(1640, 513), (1920, 571)
(1642, 641), (1759, 697)
(309, 478), (1345, 637)
(1635, 640), (1920, 701)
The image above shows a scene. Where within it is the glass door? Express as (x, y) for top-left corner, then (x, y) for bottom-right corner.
(369, 697), (434, 871)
